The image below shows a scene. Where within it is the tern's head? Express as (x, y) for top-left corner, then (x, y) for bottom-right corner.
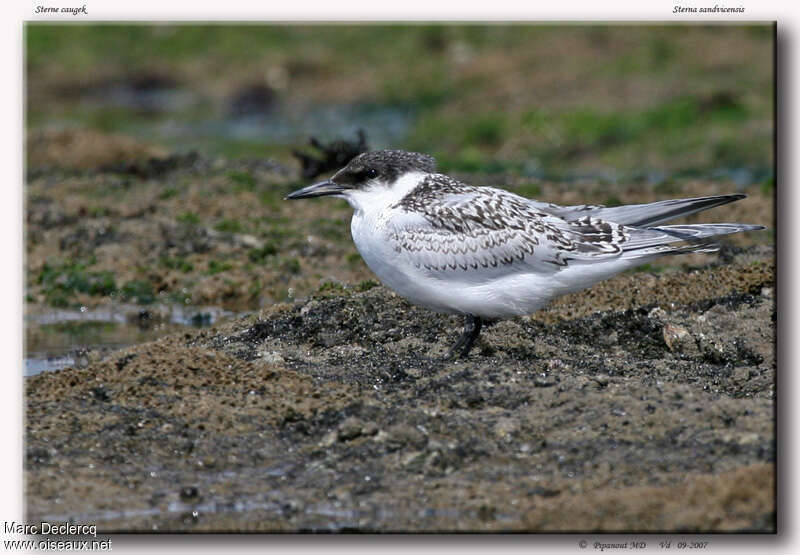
(286, 150), (436, 207)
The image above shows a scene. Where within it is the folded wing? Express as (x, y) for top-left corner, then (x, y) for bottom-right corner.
(389, 187), (629, 278)
(390, 184), (763, 280)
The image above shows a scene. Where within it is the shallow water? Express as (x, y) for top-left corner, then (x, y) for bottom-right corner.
(168, 103), (414, 149)
(24, 304), (241, 375)
(61, 78), (414, 155)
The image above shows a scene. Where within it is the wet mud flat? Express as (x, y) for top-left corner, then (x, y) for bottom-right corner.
(24, 246), (775, 532)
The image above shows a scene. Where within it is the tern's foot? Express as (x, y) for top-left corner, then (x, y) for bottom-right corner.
(443, 315), (483, 360)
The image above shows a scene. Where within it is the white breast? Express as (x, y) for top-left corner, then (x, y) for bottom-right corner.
(344, 173), (572, 318)
(349, 206), (555, 318)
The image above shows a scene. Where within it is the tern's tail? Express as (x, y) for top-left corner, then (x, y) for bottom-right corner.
(619, 222), (765, 258)
(544, 193), (751, 227)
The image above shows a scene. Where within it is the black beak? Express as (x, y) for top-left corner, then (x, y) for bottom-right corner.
(285, 180), (347, 200)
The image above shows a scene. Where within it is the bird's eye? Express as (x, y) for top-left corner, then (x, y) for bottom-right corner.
(365, 168), (379, 179)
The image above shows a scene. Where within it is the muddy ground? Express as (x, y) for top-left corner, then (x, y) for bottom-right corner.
(25, 225), (775, 531)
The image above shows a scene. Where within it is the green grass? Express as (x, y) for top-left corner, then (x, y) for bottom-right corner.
(35, 259), (165, 306)
(81, 107), (155, 134)
(166, 289), (193, 305)
(213, 141), (288, 161)
(538, 96), (747, 152)
(214, 219), (246, 234)
(512, 183), (542, 198)
(87, 206), (110, 218)
(259, 192), (285, 211)
(159, 256), (194, 273)
(256, 220), (295, 243)
(630, 263), (668, 274)
(26, 24), (772, 181)
(316, 280), (347, 298)
(120, 280), (156, 304)
(653, 180), (683, 196)
(315, 218), (347, 241)
(248, 242), (278, 264)
(356, 279), (379, 292)
(406, 92), (767, 179)
(281, 258), (301, 275)
(177, 211), (201, 225)
(207, 260), (233, 275)
(227, 170), (257, 191)
(346, 252), (363, 267)
(760, 176), (775, 196)
(24, 25), (533, 71)
(36, 259), (117, 307)
(159, 186), (179, 200)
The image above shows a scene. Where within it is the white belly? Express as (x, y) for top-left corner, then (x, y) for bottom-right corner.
(350, 211), (559, 318)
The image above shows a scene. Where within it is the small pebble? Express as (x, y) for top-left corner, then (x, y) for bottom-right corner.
(663, 322), (691, 352)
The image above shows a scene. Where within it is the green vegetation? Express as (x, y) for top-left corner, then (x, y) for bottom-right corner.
(37, 262), (156, 306)
(177, 212), (201, 225)
(227, 170), (257, 191)
(760, 176), (775, 196)
(316, 218), (347, 241)
(214, 219), (246, 234)
(463, 113), (508, 147)
(256, 219), (294, 242)
(37, 260), (116, 307)
(356, 279), (379, 292)
(120, 280), (156, 304)
(207, 260), (233, 275)
(26, 24), (773, 179)
(653, 180), (683, 196)
(630, 263), (668, 275)
(166, 289), (193, 305)
(81, 107), (148, 134)
(35, 259), (170, 306)
(87, 206), (110, 218)
(159, 186), (179, 200)
(512, 183), (542, 199)
(346, 252), (363, 267)
(281, 258), (301, 275)
(215, 142), (288, 162)
(313, 277), (379, 297)
(248, 243), (278, 264)
(409, 95), (766, 178)
(316, 280), (347, 298)
(259, 190), (284, 210)
(159, 256), (194, 273)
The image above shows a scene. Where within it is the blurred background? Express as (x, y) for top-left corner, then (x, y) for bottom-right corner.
(24, 24), (775, 372)
(27, 24), (774, 179)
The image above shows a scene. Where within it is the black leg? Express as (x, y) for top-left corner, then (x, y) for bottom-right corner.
(445, 315), (483, 359)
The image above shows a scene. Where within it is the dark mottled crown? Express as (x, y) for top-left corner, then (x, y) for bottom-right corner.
(332, 150), (437, 186)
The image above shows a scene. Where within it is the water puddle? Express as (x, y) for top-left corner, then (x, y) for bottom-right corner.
(149, 102), (413, 153)
(24, 304), (242, 376)
(34, 492), (474, 532)
(64, 78), (415, 154)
